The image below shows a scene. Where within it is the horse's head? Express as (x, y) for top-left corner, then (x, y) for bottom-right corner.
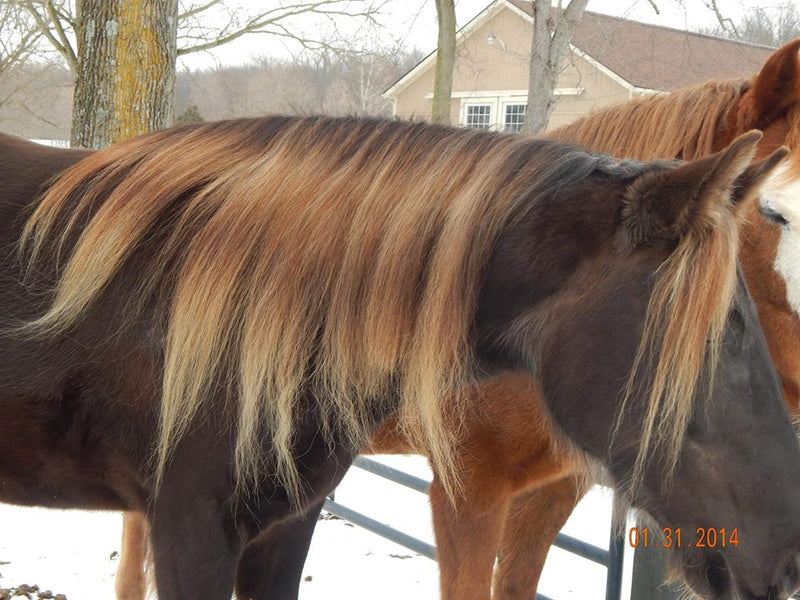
(477, 132), (800, 599)
(731, 39), (800, 413)
(733, 39), (800, 154)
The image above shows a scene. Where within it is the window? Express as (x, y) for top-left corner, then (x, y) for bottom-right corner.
(465, 104), (493, 129)
(503, 103), (526, 133)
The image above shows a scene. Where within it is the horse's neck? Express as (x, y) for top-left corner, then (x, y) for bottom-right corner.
(0, 135), (89, 224)
(0, 135), (87, 304)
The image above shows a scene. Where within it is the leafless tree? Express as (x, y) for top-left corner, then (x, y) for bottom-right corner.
(522, 0), (588, 134)
(697, 2), (800, 47)
(170, 42), (420, 121)
(0, 4), (43, 73)
(431, 0), (455, 124)
(0, 4), (52, 112)
(176, 1), (383, 57)
(325, 29), (423, 116)
(520, 0), (747, 134)
(17, 0), (385, 73)
(0, 62), (72, 137)
(15, 0), (383, 147)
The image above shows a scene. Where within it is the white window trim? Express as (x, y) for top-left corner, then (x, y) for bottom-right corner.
(460, 96), (535, 131)
(426, 88), (583, 100)
(501, 100), (527, 132)
(462, 101), (496, 129)
(456, 89), (585, 131)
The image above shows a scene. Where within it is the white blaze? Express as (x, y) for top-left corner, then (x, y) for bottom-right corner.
(761, 161), (800, 315)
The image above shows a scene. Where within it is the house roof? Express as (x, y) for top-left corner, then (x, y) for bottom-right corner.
(385, 0), (775, 98)
(506, 0), (775, 91)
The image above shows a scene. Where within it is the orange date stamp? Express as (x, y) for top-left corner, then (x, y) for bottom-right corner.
(627, 527), (739, 549)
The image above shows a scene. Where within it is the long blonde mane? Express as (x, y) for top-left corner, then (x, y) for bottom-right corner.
(21, 117), (597, 500)
(622, 179), (740, 487)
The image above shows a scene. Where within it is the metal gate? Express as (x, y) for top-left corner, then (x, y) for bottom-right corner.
(324, 456), (626, 600)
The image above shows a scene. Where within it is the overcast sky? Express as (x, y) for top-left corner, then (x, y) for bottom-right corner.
(177, 0), (793, 69)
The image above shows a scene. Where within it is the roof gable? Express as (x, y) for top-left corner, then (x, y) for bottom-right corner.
(383, 1), (506, 98)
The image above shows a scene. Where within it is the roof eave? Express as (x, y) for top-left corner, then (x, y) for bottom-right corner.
(568, 43), (637, 92)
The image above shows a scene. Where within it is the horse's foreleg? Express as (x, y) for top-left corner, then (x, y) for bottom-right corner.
(431, 475), (511, 600)
(116, 512), (150, 600)
(149, 493), (242, 600)
(234, 499), (324, 600)
(492, 476), (586, 600)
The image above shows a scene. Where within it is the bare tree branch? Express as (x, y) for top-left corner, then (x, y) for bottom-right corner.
(703, 0), (738, 37)
(16, 0), (78, 72)
(17, 0), (384, 70)
(695, 2), (799, 47)
(523, 0), (588, 134)
(178, 0), (218, 21)
(45, 0), (78, 68)
(0, 12), (40, 72)
(176, 0), (384, 56)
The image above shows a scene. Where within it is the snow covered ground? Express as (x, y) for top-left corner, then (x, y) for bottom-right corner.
(0, 455), (628, 600)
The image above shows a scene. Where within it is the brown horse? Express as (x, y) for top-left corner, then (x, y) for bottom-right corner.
(258, 40), (800, 600)
(113, 40), (800, 600)
(229, 38), (800, 600)
(2, 118), (797, 600)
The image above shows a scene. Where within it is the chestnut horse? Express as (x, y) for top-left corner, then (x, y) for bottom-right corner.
(1, 118), (798, 600)
(115, 40), (800, 600)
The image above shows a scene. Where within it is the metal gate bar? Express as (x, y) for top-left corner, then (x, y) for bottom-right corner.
(323, 498), (436, 558)
(351, 456), (431, 493)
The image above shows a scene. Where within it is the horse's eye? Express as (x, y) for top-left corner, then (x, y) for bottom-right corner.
(759, 204), (790, 227)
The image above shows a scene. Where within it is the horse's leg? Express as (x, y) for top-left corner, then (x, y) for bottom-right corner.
(431, 473), (511, 600)
(148, 490), (243, 600)
(116, 512), (150, 600)
(146, 433), (246, 600)
(492, 476), (586, 600)
(234, 499), (324, 600)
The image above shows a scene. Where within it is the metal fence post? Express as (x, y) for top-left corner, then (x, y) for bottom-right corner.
(605, 510), (625, 600)
(628, 520), (683, 600)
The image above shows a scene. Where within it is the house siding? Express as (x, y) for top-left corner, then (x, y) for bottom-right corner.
(392, 6), (632, 131)
(546, 53), (635, 130)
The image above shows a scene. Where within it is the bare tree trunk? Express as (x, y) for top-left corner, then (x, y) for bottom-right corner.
(71, 0), (178, 148)
(523, 0), (588, 134)
(431, 0), (455, 125)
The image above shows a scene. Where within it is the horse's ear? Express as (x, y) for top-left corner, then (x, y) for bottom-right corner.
(738, 38), (800, 130)
(624, 131), (761, 244)
(729, 145), (789, 212)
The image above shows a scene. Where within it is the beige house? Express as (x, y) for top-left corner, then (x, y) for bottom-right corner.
(384, 0), (775, 132)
